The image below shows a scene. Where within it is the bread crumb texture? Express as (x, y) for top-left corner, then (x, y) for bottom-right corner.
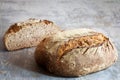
(4, 18), (60, 51)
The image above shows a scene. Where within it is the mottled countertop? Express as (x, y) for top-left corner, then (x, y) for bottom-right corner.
(0, 0), (120, 80)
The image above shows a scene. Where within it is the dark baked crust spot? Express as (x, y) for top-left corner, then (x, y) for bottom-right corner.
(43, 20), (53, 25)
(6, 24), (22, 34)
(82, 48), (89, 55)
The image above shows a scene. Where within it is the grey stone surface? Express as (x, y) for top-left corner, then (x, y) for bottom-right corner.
(0, 0), (120, 80)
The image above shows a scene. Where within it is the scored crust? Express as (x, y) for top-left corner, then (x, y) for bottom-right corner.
(41, 29), (109, 59)
(57, 33), (109, 59)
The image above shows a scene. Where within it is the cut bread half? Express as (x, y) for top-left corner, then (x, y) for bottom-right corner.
(4, 18), (61, 51)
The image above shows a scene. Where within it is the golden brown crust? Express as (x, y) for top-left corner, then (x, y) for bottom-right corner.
(6, 19), (54, 34)
(57, 33), (109, 59)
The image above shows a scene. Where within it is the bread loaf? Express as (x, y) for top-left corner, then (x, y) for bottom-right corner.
(4, 18), (61, 51)
(35, 28), (118, 76)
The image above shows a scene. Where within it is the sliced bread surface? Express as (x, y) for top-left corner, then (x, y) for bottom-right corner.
(4, 18), (61, 51)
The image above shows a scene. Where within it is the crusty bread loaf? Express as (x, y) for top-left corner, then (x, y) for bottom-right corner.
(35, 28), (118, 76)
(4, 18), (61, 51)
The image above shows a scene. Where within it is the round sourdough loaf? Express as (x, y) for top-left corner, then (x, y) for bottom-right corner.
(35, 28), (118, 76)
